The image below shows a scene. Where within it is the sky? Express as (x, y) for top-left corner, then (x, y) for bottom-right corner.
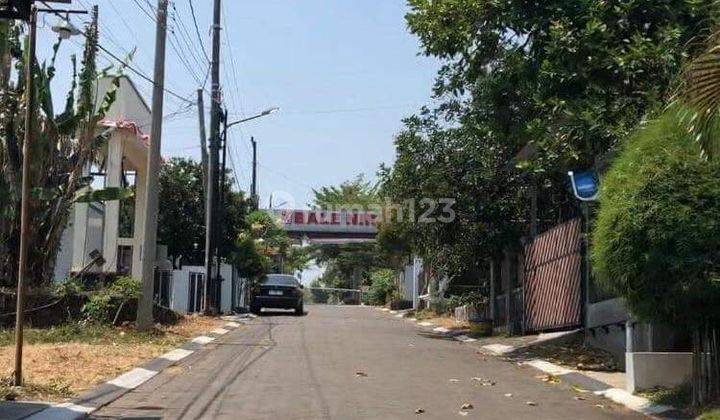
(37, 0), (440, 210)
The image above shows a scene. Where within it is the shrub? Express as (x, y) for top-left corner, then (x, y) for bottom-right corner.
(367, 269), (397, 306)
(447, 291), (488, 310)
(82, 276), (141, 324)
(308, 279), (329, 303)
(592, 110), (720, 327)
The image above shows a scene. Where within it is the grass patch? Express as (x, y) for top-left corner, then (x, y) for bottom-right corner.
(640, 384), (720, 419)
(700, 409), (720, 419)
(0, 322), (180, 348)
(0, 315), (225, 402)
(640, 383), (692, 408)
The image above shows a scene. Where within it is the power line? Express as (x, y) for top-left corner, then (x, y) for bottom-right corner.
(171, 2), (208, 71)
(39, 3), (196, 105)
(130, 0), (157, 23)
(188, 0), (210, 62)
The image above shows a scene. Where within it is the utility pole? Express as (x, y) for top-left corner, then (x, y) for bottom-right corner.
(204, 0), (222, 314)
(215, 110), (228, 305)
(251, 136), (258, 210)
(14, 4), (37, 386)
(197, 89), (208, 197)
(137, 0), (169, 331)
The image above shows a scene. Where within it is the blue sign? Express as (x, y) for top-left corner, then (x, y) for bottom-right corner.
(568, 171), (599, 201)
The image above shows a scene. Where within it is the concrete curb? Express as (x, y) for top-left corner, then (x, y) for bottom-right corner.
(25, 314), (256, 420)
(374, 307), (672, 418)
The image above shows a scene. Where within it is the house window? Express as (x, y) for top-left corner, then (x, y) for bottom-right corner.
(117, 245), (133, 275)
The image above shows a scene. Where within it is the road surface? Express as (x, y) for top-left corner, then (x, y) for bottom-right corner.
(92, 305), (643, 419)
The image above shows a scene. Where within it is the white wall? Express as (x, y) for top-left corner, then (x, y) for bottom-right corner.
(626, 352), (692, 393)
(171, 264), (235, 314)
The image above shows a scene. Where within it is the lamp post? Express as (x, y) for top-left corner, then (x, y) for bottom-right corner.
(13, 2), (87, 387)
(204, 106), (278, 314)
(226, 107), (279, 130)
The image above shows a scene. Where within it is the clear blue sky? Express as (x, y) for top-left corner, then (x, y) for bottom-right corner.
(38, 0), (438, 209)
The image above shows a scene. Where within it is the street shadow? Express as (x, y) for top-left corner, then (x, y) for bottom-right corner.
(257, 309), (308, 317)
(416, 330), (465, 342)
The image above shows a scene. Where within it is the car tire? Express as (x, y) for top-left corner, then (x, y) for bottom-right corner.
(250, 303), (261, 314)
(295, 302), (303, 316)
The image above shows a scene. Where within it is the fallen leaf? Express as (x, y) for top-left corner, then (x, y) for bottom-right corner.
(504, 393), (513, 398)
(471, 377), (484, 382)
(449, 379), (460, 383)
(526, 401), (538, 406)
(571, 385), (590, 393)
(460, 403), (474, 410)
(458, 411), (469, 416)
(594, 404), (605, 409)
(573, 396), (585, 401)
(355, 371), (368, 377)
(415, 408), (425, 414)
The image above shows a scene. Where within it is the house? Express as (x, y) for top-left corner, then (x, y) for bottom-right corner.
(53, 76), (244, 314)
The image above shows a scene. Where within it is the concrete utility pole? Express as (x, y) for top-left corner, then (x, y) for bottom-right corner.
(14, 4), (37, 386)
(137, 0), (169, 331)
(204, 0), (222, 314)
(197, 89), (208, 197)
(251, 136), (258, 210)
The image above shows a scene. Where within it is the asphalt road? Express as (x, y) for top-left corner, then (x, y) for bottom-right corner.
(92, 305), (644, 419)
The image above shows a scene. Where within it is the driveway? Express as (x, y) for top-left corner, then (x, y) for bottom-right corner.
(91, 305), (643, 419)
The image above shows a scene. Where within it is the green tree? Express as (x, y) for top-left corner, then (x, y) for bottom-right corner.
(239, 210), (309, 276)
(157, 157), (249, 266)
(309, 176), (387, 289)
(310, 174), (378, 210)
(377, 0), (720, 286)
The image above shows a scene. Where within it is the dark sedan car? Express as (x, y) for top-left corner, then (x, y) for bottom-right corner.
(250, 274), (304, 315)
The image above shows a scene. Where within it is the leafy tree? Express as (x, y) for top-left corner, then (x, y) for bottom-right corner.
(157, 157), (249, 266)
(157, 158), (205, 265)
(310, 174), (378, 210)
(238, 210), (309, 276)
(377, 0), (720, 287)
(309, 176), (388, 289)
(592, 110), (720, 405)
(0, 16), (124, 287)
(366, 269), (397, 306)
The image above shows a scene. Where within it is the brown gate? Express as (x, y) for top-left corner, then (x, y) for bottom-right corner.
(523, 218), (583, 332)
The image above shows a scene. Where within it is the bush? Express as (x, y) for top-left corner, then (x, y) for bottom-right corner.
(82, 276), (141, 324)
(309, 279), (329, 303)
(367, 269), (397, 306)
(592, 110), (720, 327)
(447, 291), (488, 310)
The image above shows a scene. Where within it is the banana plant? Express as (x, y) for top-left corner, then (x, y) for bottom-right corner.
(0, 10), (126, 288)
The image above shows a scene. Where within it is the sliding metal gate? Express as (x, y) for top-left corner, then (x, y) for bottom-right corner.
(523, 218), (583, 332)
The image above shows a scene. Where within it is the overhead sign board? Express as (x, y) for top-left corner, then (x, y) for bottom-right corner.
(269, 209), (378, 234)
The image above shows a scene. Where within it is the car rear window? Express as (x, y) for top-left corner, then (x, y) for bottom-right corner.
(261, 275), (298, 286)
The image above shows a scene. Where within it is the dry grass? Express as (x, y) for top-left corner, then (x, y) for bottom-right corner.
(0, 315), (226, 402)
(425, 316), (469, 330)
(409, 309), (469, 330)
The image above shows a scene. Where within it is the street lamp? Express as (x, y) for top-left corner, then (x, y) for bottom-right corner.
(226, 107), (279, 129)
(203, 106), (279, 314)
(14, 2), (88, 387)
